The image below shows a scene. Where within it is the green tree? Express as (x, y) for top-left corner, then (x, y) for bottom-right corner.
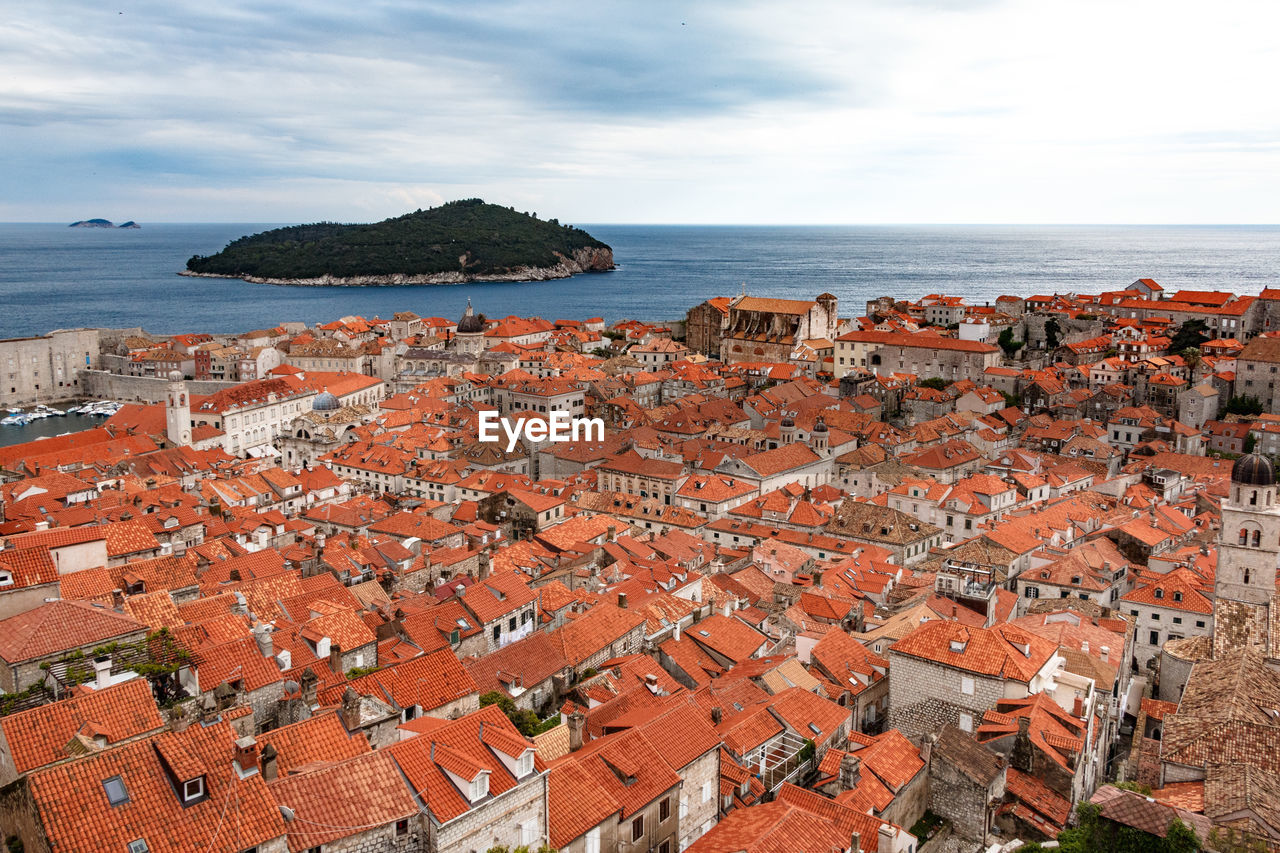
(1208, 827), (1270, 853)
(1225, 395), (1265, 417)
(1244, 433), (1258, 453)
(918, 377), (948, 391)
(1170, 319), (1210, 353)
(998, 327), (1026, 357)
(1179, 347), (1201, 370)
(1044, 318), (1062, 349)
(479, 691), (542, 737)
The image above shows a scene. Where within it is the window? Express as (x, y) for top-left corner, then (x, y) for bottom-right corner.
(585, 828), (601, 853)
(1173, 617), (1182, 625)
(1151, 613), (1160, 621)
(182, 776), (205, 803)
(632, 815), (645, 842)
(659, 842), (671, 853)
(396, 819), (409, 837)
(469, 775), (489, 801)
(960, 676), (975, 696)
(1196, 620), (1206, 628)
(702, 780), (713, 802)
(660, 796), (671, 821)
(1024, 586), (1039, 599)
(128, 841), (149, 853)
(103, 775), (130, 806)
(1150, 631), (1160, 646)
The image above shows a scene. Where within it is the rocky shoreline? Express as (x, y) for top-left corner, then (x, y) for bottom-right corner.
(179, 246), (614, 287)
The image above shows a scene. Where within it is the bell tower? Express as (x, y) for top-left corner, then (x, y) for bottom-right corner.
(165, 370), (192, 447)
(1213, 453), (1280, 659)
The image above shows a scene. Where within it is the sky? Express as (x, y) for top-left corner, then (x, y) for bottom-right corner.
(3, 0), (1279, 224)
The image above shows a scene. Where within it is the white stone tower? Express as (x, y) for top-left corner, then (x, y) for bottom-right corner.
(1213, 453), (1280, 660)
(165, 370), (192, 447)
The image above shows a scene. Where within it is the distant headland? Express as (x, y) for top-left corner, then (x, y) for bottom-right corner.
(69, 219), (140, 228)
(181, 199), (614, 286)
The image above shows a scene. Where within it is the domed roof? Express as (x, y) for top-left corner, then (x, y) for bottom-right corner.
(1232, 453), (1275, 487)
(457, 299), (485, 334)
(312, 391), (340, 412)
(812, 416), (828, 433)
(780, 413), (795, 428)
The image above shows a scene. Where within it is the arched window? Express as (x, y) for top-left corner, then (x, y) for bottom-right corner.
(1241, 528), (1250, 545)
(870, 354), (882, 366)
(1254, 530), (1262, 547)
(1252, 490), (1259, 506)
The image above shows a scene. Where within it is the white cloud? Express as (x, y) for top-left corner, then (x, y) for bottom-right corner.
(0, 0), (1277, 222)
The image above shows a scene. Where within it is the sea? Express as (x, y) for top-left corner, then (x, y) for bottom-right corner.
(3, 223), (1280, 342)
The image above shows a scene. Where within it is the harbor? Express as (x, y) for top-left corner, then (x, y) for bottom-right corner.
(0, 400), (122, 447)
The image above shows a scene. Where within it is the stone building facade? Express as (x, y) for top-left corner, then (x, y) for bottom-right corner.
(0, 328), (100, 408)
(887, 652), (1008, 743)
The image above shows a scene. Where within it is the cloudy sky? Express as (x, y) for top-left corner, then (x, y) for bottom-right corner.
(3, 0), (1279, 223)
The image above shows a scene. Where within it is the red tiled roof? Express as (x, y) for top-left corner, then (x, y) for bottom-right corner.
(0, 600), (148, 663)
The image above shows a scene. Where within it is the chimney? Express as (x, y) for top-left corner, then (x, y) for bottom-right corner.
(111, 589), (124, 610)
(329, 642), (343, 674)
(339, 686), (362, 731)
(252, 624), (273, 658)
(300, 667), (319, 708)
(607, 524), (616, 542)
(617, 592), (627, 609)
(645, 673), (658, 690)
(93, 657), (112, 690)
(1080, 640), (1089, 655)
(1073, 695), (1085, 717)
(568, 711), (585, 752)
(839, 753), (861, 790)
(673, 621), (682, 642)
(711, 706), (723, 725)
(166, 702), (191, 733)
(261, 743), (279, 781)
(234, 735), (260, 776)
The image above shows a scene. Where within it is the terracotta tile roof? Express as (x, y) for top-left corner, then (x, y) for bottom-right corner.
(268, 750), (417, 852)
(890, 619), (1057, 682)
(462, 630), (570, 699)
(256, 711), (371, 778)
(686, 612), (769, 664)
(389, 704), (543, 824)
(1006, 767), (1071, 830)
(0, 600), (148, 663)
(0, 678), (165, 775)
(848, 728), (926, 792)
(548, 601), (647, 666)
(546, 760), (622, 848)
(26, 718), (286, 853)
(555, 725), (680, 819)
(325, 647), (476, 714)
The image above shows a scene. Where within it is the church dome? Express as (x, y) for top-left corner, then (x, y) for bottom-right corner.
(312, 391), (340, 412)
(1232, 453), (1275, 487)
(457, 299), (485, 334)
(813, 416), (829, 433)
(780, 413), (795, 428)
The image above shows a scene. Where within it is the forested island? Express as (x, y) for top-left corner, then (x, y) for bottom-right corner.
(69, 219), (139, 228)
(182, 199), (614, 285)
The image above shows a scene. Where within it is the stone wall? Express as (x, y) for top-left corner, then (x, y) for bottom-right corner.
(0, 777), (52, 853)
(677, 748), (721, 850)
(78, 368), (237, 404)
(0, 328), (101, 408)
(881, 767), (928, 831)
(301, 821), (418, 853)
(436, 772), (546, 853)
(888, 653), (1006, 743)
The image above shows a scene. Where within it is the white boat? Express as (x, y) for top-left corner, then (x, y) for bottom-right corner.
(2, 414), (30, 426)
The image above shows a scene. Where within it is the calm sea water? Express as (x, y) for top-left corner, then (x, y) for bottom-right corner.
(2, 223), (1279, 340)
(0, 412), (105, 448)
